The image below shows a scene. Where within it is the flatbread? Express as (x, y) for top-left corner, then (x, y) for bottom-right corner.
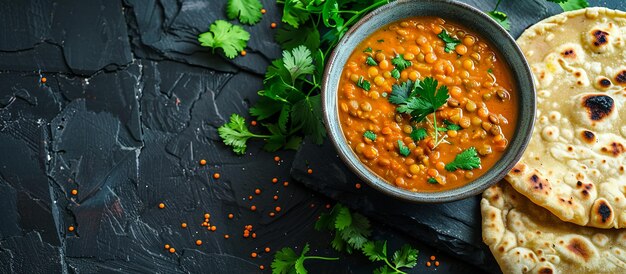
(482, 182), (626, 274)
(507, 7), (626, 228)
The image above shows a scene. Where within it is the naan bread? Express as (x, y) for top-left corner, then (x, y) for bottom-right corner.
(482, 182), (626, 274)
(508, 7), (626, 228)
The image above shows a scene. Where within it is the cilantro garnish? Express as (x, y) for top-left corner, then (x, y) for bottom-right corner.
(357, 76), (371, 91)
(487, 68), (493, 74)
(391, 69), (400, 80)
(445, 147), (481, 171)
(443, 120), (461, 131)
(488, 10), (510, 31)
(364, 131), (377, 141)
(226, 0), (263, 25)
(363, 241), (418, 274)
(547, 0), (589, 11)
(198, 20), (250, 59)
(427, 178), (439, 184)
(363, 47), (373, 53)
(366, 56), (378, 66)
(397, 140), (410, 157)
(271, 243), (339, 274)
(410, 127), (427, 142)
(391, 55), (412, 71)
(377, 39), (384, 43)
(437, 30), (461, 53)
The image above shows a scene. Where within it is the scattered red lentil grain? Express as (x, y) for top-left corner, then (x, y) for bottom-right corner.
(307, 168), (313, 174)
(274, 156), (280, 162)
(196, 240), (202, 246)
(204, 213), (210, 219)
(271, 22), (277, 28)
(261, 8), (266, 14)
(283, 181), (289, 187)
(251, 252), (258, 258)
(71, 189), (78, 195)
(169, 247), (176, 253)
(211, 226), (217, 231)
(199, 159), (207, 165)
(269, 212), (275, 217)
(252, 233), (257, 238)
(202, 222), (208, 227)
(68, 226), (75, 232)
(426, 262), (432, 267)
(228, 213), (234, 219)
(325, 204), (331, 209)
(260, 265), (265, 270)
(251, 120), (257, 126)
(41, 77), (47, 83)
(430, 255), (436, 261)
(158, 203), (165, 209)
(273, 195), (278, 201)
(225, 234), (230, 239)
(435, 261), (440, 267)
(248, 195), (253, 200)
(213, 173), (220, 179)
(355, 183), (362, 189)
(250, 205), (257, 211)
(164, 244), (170, 249)
(275, 206), (281, 212)
(255, 189), (261, 195)
(181, 223), (187, 228)
(264, 247), (271, 253)
(241, 50), (247, 56)
(310, 203), (315, 208)
(272, 178), (278, 183)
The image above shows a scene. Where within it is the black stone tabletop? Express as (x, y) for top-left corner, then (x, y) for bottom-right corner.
(0, 0), (624, 273)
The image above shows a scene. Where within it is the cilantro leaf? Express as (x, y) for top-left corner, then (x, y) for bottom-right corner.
(198, 20), (250, 59)
(488, 11), (510, 31)
(445, 147), (481, 171)
(226, 0), (263, 25)
(366, 56), (378, 66)
(291, 95), (326, 144)
(218, 114), (270, 154)
(363, 47), (373, 53)
(357, 76), (371, 91)
(400, 77), (449, 123)
(335, 206), (352, 230)
(282, 0), (310, 28)
(388, 80), (416, 105)
(397, 140), (410, 157)
(391, 54), (412, 71)
(410, 127), (427, 141)
(283, 45), (315, 82)
(294, 244), (310, 274)
(250, 96), (283, 120)
(340, 213), (371, 249)
(487, 68), (493, 74)
(437, 30), (461, 53)
(275, 22), (321, 52)
(427, 178), (438, 184)
(444, 120), (461, 131)
(552, 0), (589, 11)
(364, 131), (377, 141)
(390, 69), (400, 80)
(362, 241), (387, 262)
(392, 245), (418, 268)
(272, 246), (300, 274)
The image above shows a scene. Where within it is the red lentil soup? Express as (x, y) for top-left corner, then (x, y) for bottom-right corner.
(338, 17), (518, 192)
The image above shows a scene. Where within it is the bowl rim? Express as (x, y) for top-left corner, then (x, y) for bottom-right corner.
(321, 0), (536, 203)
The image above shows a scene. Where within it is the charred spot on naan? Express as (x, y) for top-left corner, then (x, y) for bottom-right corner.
(600, 141), (625, 157)
(582, 94), (615, 121)
(510, 163), (527, 176)
(594, 76), (612, 90)
(538, 267), (554, 274)
(615, 70), (626, 85)
(565, 237), (594, 262)
(527, 173), (551, 194)
(580, 130), (597, 143)
(590, 198), (614, 227)
(592, 30), (610, 47)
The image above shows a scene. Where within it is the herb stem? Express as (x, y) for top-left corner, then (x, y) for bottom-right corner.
(432, 113), (439, 146)
(305, 256), (340, 261)
(383, 258), (406, 274)
(493, 0), (503, 11)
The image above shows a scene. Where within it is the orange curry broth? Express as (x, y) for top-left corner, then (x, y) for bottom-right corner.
(337, 17), (518, 192)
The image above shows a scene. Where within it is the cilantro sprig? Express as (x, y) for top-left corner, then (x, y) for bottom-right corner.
(272, 243), (339, 274)
(198, 20), (250, 59)
(273, 204), (421, 273)
(445, 147), (481, 171)
(226, 0), (263, 25)
(364, 131), (377, 141)
(437, 30), (461, 53)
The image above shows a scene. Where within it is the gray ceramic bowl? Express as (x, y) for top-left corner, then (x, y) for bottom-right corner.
(322, 0), (535, 203)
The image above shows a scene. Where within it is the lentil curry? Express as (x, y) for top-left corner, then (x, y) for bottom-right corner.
(338, 17), (518, 192)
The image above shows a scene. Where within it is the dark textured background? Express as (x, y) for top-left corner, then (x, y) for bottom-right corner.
(0, 0), (623, 273)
